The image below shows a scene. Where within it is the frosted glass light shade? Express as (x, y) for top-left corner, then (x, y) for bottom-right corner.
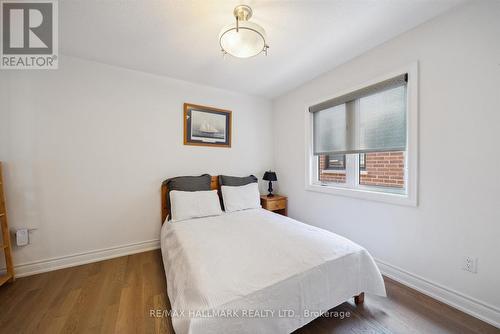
(219, 21), (267, 58)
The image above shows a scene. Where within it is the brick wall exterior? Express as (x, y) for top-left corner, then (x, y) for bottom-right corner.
(319, 152), (404, 188)
(360, 152), (404, 188)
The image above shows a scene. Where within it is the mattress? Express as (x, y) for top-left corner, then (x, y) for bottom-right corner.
(160, 208), (386, 334)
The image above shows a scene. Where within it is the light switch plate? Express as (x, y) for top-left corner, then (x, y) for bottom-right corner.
(16, 229), (29, 246)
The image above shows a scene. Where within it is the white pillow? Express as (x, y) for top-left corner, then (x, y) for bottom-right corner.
(170, 190), (222, 222)
(221, 183), (261, 213)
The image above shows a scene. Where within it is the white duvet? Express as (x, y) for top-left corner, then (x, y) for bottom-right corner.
(160, 208), (386, 334)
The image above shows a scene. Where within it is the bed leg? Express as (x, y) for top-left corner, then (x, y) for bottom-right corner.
(354, 292), (365, 305)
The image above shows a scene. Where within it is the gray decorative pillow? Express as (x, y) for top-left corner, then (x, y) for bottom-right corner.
(165, 174), (212, 214)
(219, 175), (258, 187)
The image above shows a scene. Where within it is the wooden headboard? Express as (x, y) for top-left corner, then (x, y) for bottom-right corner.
(161, 176), (220, 224)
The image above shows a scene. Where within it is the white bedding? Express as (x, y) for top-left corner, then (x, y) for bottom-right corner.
(160, 208), (386, 334)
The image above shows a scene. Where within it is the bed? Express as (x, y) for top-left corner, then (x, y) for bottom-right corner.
(160, 176), (386, 334)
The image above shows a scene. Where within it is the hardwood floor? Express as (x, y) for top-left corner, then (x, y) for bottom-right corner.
(0, 250), (497, 334)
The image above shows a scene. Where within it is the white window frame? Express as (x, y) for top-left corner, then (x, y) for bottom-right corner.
(305, 62), (418, 206)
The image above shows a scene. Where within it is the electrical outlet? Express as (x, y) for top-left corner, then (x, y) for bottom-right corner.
(463, 257), (478, 273)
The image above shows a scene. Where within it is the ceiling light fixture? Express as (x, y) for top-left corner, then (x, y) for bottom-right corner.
(219, 5), (269, 58)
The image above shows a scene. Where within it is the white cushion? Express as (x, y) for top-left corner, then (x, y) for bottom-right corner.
(170, 190), (222, 222)
(221, 183), (261, 213)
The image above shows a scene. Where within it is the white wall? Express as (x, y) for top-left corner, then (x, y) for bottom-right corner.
(273, 1), (500, 325)
(0, 56), (273, 273)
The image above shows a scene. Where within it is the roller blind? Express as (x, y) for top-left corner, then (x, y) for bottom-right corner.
(311, 74), (407, 155)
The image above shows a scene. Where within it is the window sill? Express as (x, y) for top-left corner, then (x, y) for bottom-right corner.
(321, 169), (346, 175)
(305, 183), (417, 207)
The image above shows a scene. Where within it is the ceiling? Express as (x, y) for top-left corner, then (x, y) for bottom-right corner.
(60, 0), (464, 98)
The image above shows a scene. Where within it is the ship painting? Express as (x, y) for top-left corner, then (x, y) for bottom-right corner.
(184, 103), (232, 148)
(191, 110), (226, 141)
(197, 121), (223, 138)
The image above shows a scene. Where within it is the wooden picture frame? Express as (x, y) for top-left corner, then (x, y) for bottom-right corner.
(183, 103), (232, 148)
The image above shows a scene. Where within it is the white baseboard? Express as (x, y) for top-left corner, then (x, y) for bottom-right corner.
(2, 239), (160, 278)
(375, 258), (500, 329)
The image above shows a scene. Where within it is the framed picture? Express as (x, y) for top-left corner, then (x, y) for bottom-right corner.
(184, 103), (232, 148)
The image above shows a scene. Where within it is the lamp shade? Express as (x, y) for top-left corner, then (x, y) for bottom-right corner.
(219, 21), (267, 58)
(263, 171), (277, 181)
(218, 5), (269, 59)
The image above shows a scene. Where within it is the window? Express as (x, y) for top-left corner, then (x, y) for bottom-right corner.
(318, 154), (346, 184)
(325, 154), (346, 170)
(306, 65), (418, 206)
(359, 153), (366, 171)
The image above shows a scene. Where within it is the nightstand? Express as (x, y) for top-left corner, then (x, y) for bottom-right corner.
(260, 195), (287, 216)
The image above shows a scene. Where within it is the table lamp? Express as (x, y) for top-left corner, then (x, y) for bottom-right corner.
(263, 171), (277, 197)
